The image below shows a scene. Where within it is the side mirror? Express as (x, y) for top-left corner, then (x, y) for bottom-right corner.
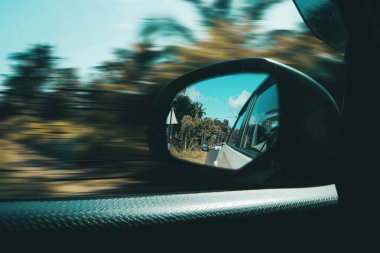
(149, 58), (340, 186)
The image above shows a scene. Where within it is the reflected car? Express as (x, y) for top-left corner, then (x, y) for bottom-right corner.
(214, 144), (222, 151)
(200, 143), (209, 151)
(214, 78), (279, 169)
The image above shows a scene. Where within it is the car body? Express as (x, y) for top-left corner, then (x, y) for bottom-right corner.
(213, 144), (222, 151)
(200, 143), (209, 151)
(214, 76), (279, 169)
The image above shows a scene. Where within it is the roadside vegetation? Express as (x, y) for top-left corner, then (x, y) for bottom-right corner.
(170, 147), (207, 164)
(170, 95), (230, 148)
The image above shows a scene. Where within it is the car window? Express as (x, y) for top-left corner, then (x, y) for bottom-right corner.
(240, 84), (280, 153)
(226, 96), (254, 147)
(0, 0), (345, 199)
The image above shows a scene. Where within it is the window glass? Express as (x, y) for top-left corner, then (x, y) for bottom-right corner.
(226, 97), (253, 147)
(241, 84), (279, 153)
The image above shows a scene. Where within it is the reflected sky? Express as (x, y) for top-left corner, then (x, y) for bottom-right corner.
(185, 73), (268, 124)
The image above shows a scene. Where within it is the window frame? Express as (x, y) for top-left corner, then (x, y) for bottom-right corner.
(226, 75), (277, 159)
(226, 92), (256, 148)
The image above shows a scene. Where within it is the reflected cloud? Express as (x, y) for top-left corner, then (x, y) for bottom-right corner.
(187, 86), (205, 101)
(228, 90), (251, 110)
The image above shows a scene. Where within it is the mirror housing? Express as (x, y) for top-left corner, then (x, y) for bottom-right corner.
(149, 58), (340, 187)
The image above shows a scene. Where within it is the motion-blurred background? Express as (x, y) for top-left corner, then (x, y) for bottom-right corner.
(0, 0), (344, 199)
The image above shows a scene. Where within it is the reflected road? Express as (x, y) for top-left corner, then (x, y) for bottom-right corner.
(205, 150), (219, 166)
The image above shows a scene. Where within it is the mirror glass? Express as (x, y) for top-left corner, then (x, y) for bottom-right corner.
(167, 72), (280, 170)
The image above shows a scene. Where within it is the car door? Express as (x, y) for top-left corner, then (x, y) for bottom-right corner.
(215, 76), (279, 169)
(214, 90), (254, 169)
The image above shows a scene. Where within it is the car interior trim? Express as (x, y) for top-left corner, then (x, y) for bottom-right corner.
(0, 184), (338, 232)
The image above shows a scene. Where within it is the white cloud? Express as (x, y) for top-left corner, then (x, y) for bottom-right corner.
(228, 90), (251, 110)
(187, 86), (203, 101)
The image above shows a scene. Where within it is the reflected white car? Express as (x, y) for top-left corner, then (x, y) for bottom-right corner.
(213, 144), (253, 169)
(213, 80), (279, 170)
(214, 145), (222, 151)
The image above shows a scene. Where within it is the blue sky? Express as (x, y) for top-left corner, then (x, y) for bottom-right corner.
(0, 0), (202, 84)
(0, 0), (303, 85)
(185, 73), (269, 126)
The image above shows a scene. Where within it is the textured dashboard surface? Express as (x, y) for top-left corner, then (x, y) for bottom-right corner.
(0, 185), (338, 232)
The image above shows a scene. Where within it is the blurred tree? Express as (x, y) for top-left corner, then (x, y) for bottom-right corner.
(1, 45), (60, 117)
(139, 17), (195, 45)
(184, 0), (232, 23)
(43, 68), (81, 119)
(4, 44), (58, 99)
(0, 45), (86, 119)
(244, 0), (283, 20)
(134, 0), (344, 101)
(96, 43), (171, 86)
(93, 0), (345, 96)
(55, 68), (80, 89)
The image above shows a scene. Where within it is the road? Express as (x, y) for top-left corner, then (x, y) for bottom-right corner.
(205, 150), (219, 166)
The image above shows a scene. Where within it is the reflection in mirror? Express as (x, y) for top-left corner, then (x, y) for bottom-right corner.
(167, 72), (280, 170)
